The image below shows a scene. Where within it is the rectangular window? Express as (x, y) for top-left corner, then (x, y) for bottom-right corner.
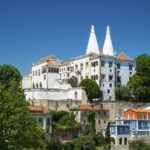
(42, 68), (47, 73)
(39, 118), (43, 123)
(67, 67), (70, 71)
(101, 61), (105, 67)
(80, 63), (83, 70)
(71, 67), (74, 72)
(117, 76), (121, 82)
(109, 75), (113, 81)
(86, 62), (89, 68)
(109, 62), (112, 68)
(129, 64), (133, 70)
(102, 74), (105, 80)
(110, 83), (112, 88)
(75, 65), (78, 71)
(117, 63), (120, 69)
(32, 71), (34, 76)
(47, 118), (50, 125)
(44, 75), (46, 80)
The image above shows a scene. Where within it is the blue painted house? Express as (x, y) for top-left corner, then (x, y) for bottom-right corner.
(110, 109), (150, 146)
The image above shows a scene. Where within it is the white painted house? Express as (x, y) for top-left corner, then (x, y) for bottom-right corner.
(22, 25), (136, 101)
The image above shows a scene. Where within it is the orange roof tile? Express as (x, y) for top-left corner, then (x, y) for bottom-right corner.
(63, 61), (70, 65)
(37, 55), (59, 64)
(117, 52), (133, 61)
(128, 109), (150, 113)
(47, 62), (60, 66)
(71, 104), (109, 111)
(28, 106), (49, 114)
(69, 86), (85, 90)
(22, 74), (30, 77)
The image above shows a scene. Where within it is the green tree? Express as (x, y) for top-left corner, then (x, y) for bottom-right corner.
(74, 135), (95, 150)
(79, 79), (101, 102)
(129, 138), (150, 150)
(0, 65), (46, 149)
(128, 54), (150, 102)
(104, 122), (111, 150)
(47, 138), (62, 150)
(115, 86), (134, 101)
(68, 76), (78, 87)
(51, 111), (80, 138)
(0, 64), (21, 89)
(87, 111), (96, 134)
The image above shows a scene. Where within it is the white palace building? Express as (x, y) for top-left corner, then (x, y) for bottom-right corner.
(22, 25), (136, 101)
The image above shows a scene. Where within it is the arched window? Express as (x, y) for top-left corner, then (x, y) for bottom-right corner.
(141, 113), (145, 120)
(119, 137), (122, 145)
(132, 113), (135, 120)
(75, 91), (78, 100)
(40, 82), (42, 88)
(127, 114), (130, 120)
(146, 113), (149, 120)
(36, 83), (38, 88)
(33, 82), (35, 88)
(124, 137), (127, 145)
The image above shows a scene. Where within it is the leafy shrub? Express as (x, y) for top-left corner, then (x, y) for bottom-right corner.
(129, 138), (150, 150)
(68, 76), (78, 87)
(46, 138), (62, 150)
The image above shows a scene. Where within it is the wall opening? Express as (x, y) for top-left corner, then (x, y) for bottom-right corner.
(75, 91), (78, 100)
(119, 137), (122, 145)
(124, 137), (127, 145)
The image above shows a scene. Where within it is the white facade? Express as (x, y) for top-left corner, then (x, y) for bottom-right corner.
(22, 25), (136, 101)
(25, 87), (85, 101)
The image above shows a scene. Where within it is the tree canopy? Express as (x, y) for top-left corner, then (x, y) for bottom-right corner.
(51, 110), (80, 138)
(68, 76), (78, 87)
(115, 86), (134, 101)
(79, 79), (101, 102)
(128, 54), (150, 102)
(0, 65), (46, 149)
(0, 64), (21, 89)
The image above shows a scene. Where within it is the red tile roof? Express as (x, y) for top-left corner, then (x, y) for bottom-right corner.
(22, 74), (30, 77)
(117, 52), (133, 61)
(127, 109), (150, 113)
(28, 106), (49, 114)
(71, 104), (109, 111)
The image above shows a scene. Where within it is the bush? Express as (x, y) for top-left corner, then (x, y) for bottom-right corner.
(129, 138), (150, 150)
(63, 135), (95, 150)
(115, 86), (134, 101)
(93, 133), (105, 146)
(68, 76), (78, 87)
(79, 79), (101, 102)
(46, 138), (62, 150)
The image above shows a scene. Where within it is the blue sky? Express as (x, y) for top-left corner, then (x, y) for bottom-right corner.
(0, 0), (150, 74)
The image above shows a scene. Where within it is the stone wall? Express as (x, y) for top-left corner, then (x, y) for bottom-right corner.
(102, 101), (150, 121)
(28, 99), (82, 112)
(28, 99), (150, 122)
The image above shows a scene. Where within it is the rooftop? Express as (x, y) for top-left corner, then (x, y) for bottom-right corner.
(71, 104), (109, 111)
(125, 109), (150, 113)
(117, 52), (134, 61)
(28, 106), (49, 114)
